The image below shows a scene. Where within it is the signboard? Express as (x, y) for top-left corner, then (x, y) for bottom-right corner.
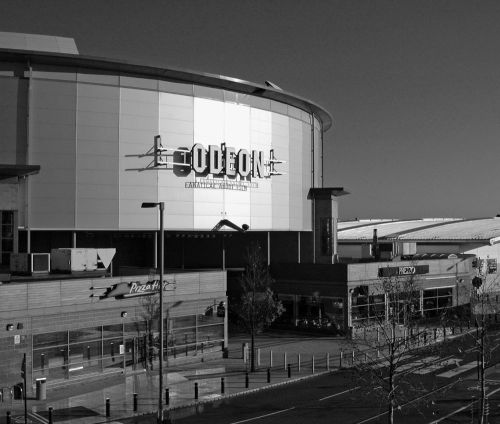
(98, 279), (176, 299)
(151, 136), (285, 189)
(378, 265), (429, 278)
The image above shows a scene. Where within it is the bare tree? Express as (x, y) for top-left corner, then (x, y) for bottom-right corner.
(348, 272), (438, 424)
(231, 243), (284, 372)
(139, 293), (160, 370)
(467, 258), (500, 424)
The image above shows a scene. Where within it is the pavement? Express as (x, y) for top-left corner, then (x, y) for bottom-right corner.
(0, 327), (479, 424)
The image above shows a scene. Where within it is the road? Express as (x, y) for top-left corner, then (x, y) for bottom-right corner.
(122, 328), (500, 424)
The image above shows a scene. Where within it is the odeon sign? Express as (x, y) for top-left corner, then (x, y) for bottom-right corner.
(154, 136), (284, 179)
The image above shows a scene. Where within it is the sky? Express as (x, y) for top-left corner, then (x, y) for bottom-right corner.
(1, 0), (500, 220)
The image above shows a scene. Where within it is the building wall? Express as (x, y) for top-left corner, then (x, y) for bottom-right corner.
(0, 270), (227, 389)
(0, 66), (325, 233)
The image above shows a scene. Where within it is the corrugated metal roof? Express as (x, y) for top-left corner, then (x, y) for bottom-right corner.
(391, 217), (500, 243)
(337, 219), (396, 230)
(338, 218), (463, 241)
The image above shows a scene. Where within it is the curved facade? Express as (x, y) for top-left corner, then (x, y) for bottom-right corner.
(0, 51), (329, 235)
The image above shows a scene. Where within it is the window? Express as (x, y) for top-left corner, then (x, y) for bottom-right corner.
(1, 211), (15, 265)
(423, 286), (453, 317)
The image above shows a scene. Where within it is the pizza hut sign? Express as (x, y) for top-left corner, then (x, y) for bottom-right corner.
(98, 279), (176, 299)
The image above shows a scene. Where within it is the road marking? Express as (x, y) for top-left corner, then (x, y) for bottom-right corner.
(429, 386), (500, 423)
(413, 358), (459, 375)
(230, 407), (296, 423)
(437, 361), (476, 378)
(319, 386), (360, 401)
(398, 356), (440, 372)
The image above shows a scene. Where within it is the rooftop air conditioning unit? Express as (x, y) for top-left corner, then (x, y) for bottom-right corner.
(10, 253), (50, 275)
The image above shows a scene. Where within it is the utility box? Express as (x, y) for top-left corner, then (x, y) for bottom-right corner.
(35, 378), (46, 400)
(10, 253), (50, 275)
(51, 248), (98, 273)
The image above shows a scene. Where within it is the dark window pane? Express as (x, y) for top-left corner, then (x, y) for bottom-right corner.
(102, 324), (122, 339)
(198, 313), (224, 325)
(424, 289), (437, 298)
(437, 287), (453, 297)
(33, 331), (68, 348)
(198, 324), (223, 342)
(172, 315), (196, 329)
(124, 321), (147, 335)
(69, 327), (102, 344)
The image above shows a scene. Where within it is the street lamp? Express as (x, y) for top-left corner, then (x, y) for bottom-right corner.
(141, 201), (165, 424)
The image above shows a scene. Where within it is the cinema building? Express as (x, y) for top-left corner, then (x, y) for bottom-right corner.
(0, 33), (476, 391)
(0, 33), (338, 390)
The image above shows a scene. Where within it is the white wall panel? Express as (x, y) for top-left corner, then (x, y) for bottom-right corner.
(193, 98), (224, 229)
(223, 103), (250, 227)
(302, 122), (312, 230)
(289, 118), (304, 230)
(30, 79), (76, 228)
(119, 88), (159, 229)
(159, 92), (194, 230)
(271, 113), (290, 230)
(0, 78), (22, 163)
(250, 108), (272, 229)
(76, 83), (119, 229)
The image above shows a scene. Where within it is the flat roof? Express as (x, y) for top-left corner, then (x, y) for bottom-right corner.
(0, 48), (333, 131)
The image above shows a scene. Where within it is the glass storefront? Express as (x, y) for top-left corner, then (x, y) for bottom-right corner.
(349, 284), (455, 326)
(276, 294), (344, 334)
(32, 309), (225, 382)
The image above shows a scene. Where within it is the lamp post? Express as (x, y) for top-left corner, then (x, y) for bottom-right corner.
(141, 202), (165, 424)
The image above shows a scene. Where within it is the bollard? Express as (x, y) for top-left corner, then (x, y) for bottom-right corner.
(326, 353), (330, 371)
(245, 372), (249, 388)
(257, 348), (261, 366)
(287, 363), (291, 378)
(352, 350), (355, 364)
(267, 368), (271, 383)
(6, 411), (11, 424)
(269, 350), (273, 368)
(312, 355), (315, 373)
(339, 350), (343, 368)
(133, 393), (138, 412)
(221, 377), (225, 394)
(106, 398), (110, 418)
(298, 353), (301, 372)
(283, 352), (287, 370)
(48, 407), (53, 424)
(194, 382), (199, 400)
(165, 388), (169, 406)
